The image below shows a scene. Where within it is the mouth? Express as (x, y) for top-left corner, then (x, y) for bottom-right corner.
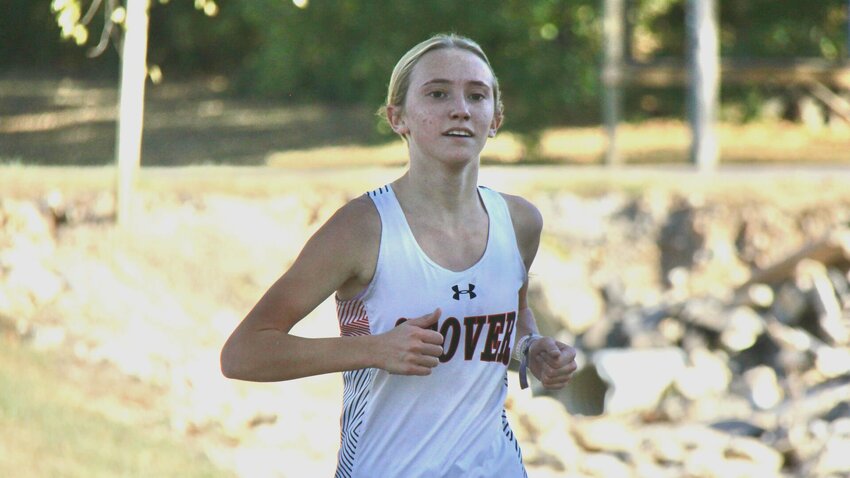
(442, 128), (474, 138)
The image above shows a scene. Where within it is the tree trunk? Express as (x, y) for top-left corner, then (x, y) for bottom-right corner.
(115, 0), (151, 227)
(602, 0), (626, 166)
(687, 0), (720, 171)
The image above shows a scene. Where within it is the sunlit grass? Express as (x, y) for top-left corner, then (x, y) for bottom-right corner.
(0, 338), (233, 478)
(1, 119), (849, 205)
(267, 119), (850, 167)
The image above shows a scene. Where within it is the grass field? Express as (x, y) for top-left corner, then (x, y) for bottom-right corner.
(0, 335), (233, 478)
(4, 162), (850, 211)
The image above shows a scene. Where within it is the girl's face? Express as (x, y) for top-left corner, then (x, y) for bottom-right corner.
(389, 48), (501, 167)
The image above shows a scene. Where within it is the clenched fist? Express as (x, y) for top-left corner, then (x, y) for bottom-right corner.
(375, 308), (444, 376)
(528, 337), (577, 390)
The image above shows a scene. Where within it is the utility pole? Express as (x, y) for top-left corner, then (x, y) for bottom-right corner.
(602, 0), (626, 166)
(687, 0), (720, 171)
(115, 0), (151, 226)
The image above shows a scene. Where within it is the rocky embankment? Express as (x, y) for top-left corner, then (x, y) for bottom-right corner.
(2, 180), (850, 478)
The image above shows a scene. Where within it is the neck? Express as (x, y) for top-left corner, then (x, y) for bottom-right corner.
(394, 154), (481, 215)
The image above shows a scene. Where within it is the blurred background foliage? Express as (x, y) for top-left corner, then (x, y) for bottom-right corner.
(2, 0), (848, 135)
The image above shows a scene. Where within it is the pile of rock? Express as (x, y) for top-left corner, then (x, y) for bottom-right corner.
(0, 198), (65, 346)
(525, 191), (850, 477)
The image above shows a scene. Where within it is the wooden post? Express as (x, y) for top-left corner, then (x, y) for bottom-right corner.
(115, 0), (151, 226)
(602, 0), (625, 166)
(686, 0), (720, 171)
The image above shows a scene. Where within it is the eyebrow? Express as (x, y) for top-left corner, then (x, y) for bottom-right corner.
(421, 79), (492, 90)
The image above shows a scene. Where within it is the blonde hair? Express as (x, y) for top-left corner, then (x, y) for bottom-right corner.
(379, 33), (504, 131)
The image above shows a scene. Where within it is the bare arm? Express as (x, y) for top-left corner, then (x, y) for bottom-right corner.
(220, 195), (444, 382)
(504, 193), (577, 390)
(502, 193), (543, 339)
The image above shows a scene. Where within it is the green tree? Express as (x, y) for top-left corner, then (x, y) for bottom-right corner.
(16, 0), (848, 145)
(634, 0), (848, 60)
(234, 0), (604, 136)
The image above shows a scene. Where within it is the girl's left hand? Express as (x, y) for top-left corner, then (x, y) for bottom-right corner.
(528, 337), (578, 390)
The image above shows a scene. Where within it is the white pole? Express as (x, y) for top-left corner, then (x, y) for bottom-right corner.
(115, 0), (150, 227)
(687, 0), (720, 171)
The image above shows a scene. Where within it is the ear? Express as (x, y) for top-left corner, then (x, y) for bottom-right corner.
(387, 105), (409, 136)
(488, 112), (503, 138)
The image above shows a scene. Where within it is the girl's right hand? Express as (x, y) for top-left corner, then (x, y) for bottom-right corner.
(375, 308), (444, 375)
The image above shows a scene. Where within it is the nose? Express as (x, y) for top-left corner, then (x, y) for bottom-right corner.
(450, 97), (471, 120)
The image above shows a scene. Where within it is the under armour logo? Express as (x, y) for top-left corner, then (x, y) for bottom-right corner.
(452, 284), (477, 300)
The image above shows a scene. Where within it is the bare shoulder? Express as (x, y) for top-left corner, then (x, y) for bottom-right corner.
(316, 193), (381, 297)
(499, 192), (543, 268)
(500, 192), (543, 240)
(325, 193), (381, 237)
(317, 193), (380, 267)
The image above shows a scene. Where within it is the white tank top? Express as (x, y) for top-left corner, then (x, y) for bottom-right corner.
(334, 184), (528, 478)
